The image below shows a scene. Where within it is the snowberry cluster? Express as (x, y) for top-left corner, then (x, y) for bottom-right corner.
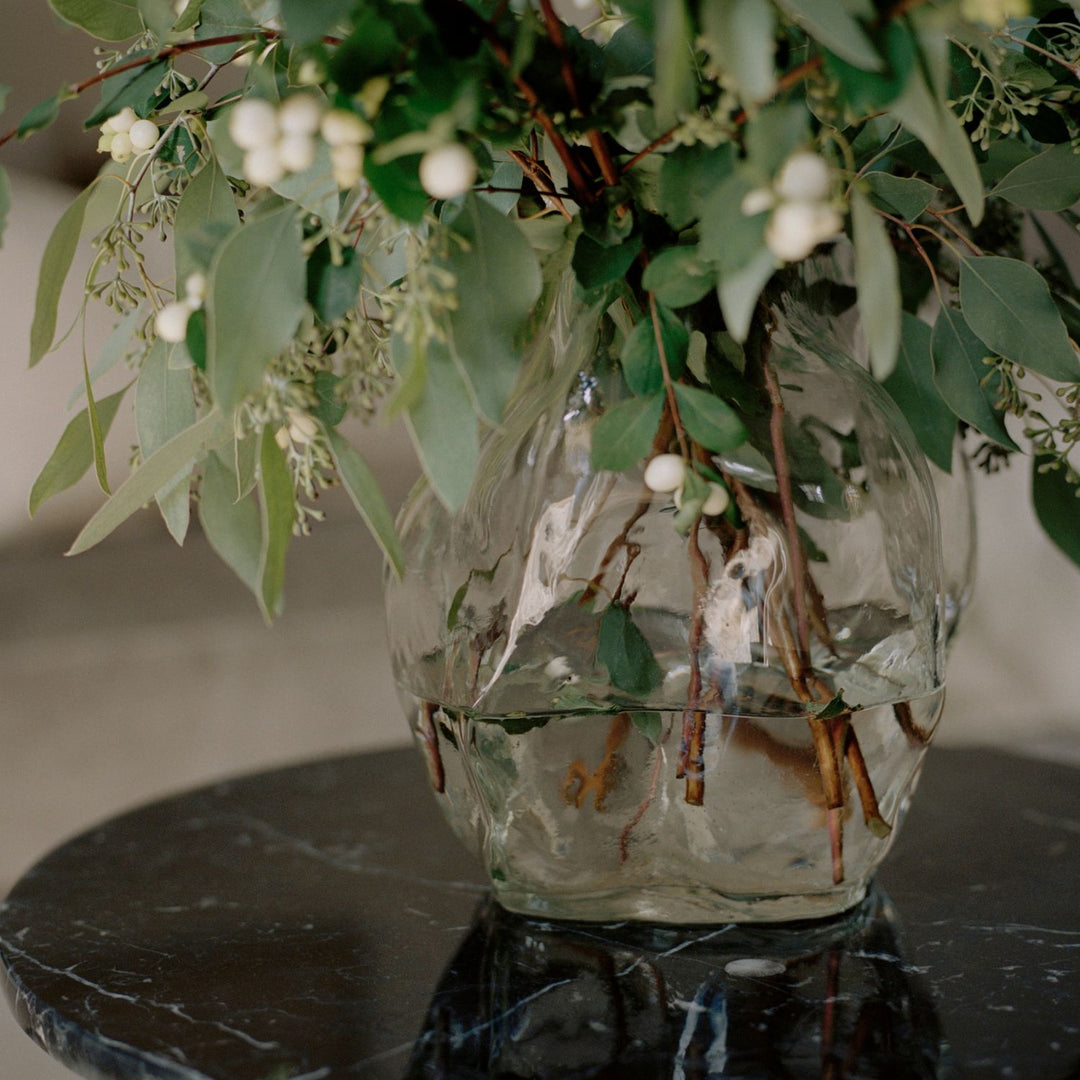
(742, 151), (843, 264)
(320, 108), (372, 189)
(97, 107), (160, 164)
(643, 454), (730, 517)
(228, 95), (330, 188)
(154, 272), (207, 344)
(275, 408), (319, 450)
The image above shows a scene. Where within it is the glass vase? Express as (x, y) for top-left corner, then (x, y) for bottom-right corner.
(385, 270), (948, 924)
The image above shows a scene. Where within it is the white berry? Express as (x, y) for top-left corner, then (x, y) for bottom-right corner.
(155, 300), (192, 343)
(741, 187), (776, 216)
(128, 118), (159, 152)
(320, 109), (371, 147)
(229, 98), (279, 151)
(277, 132), (316, 173)
(108, 107), (137, 134)
(243, 144), (285, 187)
(279, 94), (323, 136)
(419, 144), (478, 200)
(643, 453), (687, 493)
(297, 59), (325, 85)
(286, 408), (319, 444)
(330, 143), (363, 189)
(109, 132), (133, 163)
(775, 152), (833, 203)
(184, 272), (208, 305)
(765, 201), (843, 262)
(702, 482), (730, 517)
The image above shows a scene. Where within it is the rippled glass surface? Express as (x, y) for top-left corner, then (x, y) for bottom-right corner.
(385, 272), (949, 923)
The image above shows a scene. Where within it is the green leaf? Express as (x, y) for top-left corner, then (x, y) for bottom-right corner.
(1032, 456), (1080, 570)
(311, 371), (347, 429)
(700, 0), (776, 104)
(67, 409), (231, 554)
(256, 427), (295, 621)
(641, 247), (714, 308)
(775, 0), (882, 71)
(590, 392), (664, 473)
(326, 430), (404, 578)
(198, 452), (261, 595)
(306, 243), (362, 323)
(991, 143), (1080, 211)
(29, 183), (96, 366)
(138, 0), (176, 41)
(270, 140), (340, 225)
(17, 94), (61, 139)
(652, 0), (697, 127)
(29, 388), (128, 516)
(173, 155), (238, 286)
(673, 383), (747, 453)
(824, 19), (915, 112)
(49, 0), (142, 39)
(806, 689), (853, 720)
(207, 208), (306, 409)
(445, 194), (542, 424)
(597, 604), (663, 697)
(889, 68), (983, 226)
(620, 305), (688, 396)
(82, 357), (110, 496)
(84, 59), (169, 128)
(864, 172), (936, 222)
(572, 232), (642, 292)
(364, 153), (428, 222)
(960, 256), (1080, 383)
(281, 0), (354, 43)
(882, 312), (956, 473)
(135, 341), (197, 543)
(0, 166), (9, 248)
(658, 143), (734, 230)
(631, 711), (662, 741)
(852, 187), (901, 379)
(744, 103), (809, 179)
(392, 334), (478, 512)
(930, 306), (1018, 450)
(717, 246), (776, 344)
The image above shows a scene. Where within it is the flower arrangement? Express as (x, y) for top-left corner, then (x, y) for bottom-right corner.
(1, 0), (1076, 617)
(3, 0), (1078, 920)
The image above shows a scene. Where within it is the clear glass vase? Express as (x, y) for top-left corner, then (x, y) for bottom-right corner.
(385, 270), (948, 924)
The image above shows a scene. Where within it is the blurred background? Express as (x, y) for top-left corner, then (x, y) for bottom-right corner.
(1, 4), (1078, 1076)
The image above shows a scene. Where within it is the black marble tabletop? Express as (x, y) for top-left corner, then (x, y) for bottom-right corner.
(1, 746), (1078, 1079)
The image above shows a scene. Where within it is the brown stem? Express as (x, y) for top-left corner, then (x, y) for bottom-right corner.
(561, 713), (632, 810)
(761, 348), (811, 664)
(677, 517), (711, 806)
(505, 149), (572, 219)
(649, 291), (690, 459)
(619, 731), (666, 863)
(418, 701), (447, 794)
(893, 700), (932, 747)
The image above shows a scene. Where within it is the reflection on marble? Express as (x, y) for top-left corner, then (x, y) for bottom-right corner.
(407, 890), (941, 1078)
(1, 747), (1078, 1079)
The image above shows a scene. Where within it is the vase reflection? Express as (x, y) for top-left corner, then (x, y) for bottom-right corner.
(406, 889), (941, 1078)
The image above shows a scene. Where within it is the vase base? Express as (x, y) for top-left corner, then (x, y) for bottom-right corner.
(490, 879), (872, 926)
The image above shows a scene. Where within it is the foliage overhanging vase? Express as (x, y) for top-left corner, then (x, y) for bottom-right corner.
(385, 270), (950, 925)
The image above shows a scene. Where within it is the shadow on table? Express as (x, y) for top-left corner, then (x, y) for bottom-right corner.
(405, 888), (943, 1078)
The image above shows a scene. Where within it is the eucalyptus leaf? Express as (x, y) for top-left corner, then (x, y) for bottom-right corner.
(890, 68), (984, 226)
(620, 304), (688, 396)
(590, 392), (664, 473)
(641, 247), (714, 308)
(775, 0), (882, 71)
(306, 244), (362, 324)
(717, 246), (776, 344)
(392, 334), (478, 512)
(673, 383), (747, 453)
(207, 209), (306, 409)
(882, 312), (956, 473)
(49, 0), (142, 40)
(199, 452), (261, 595)
(960, 256), (1080, 383)
(326, 430), (404, 578)
(173, 155), (238, 286)
(864, 172), (936, 222)
(67, 410), (232, 555)
(29, 387), (128, 516)
(597, 604), (662, 697)
(700, 0), (776, 103)
(17, 94), (61, 139)
(84, 59), (169, 129)
(281, 0), (354, 43)
(990, 143), (1080, 211)
(852, 188), (901, 379)
(257, 427), (295, 621)
(29, 183), (96, 366)
(136, 341), (197, 543)
(445, 194), (542, 424)
(658, 143), (733, 230)
(652, 0), (696, 128)
(270, 140), (339, 224)
(930, 306), (1018, 450)
(1032, 456), (1080, 570)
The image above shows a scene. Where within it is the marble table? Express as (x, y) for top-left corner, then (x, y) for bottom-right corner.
(1, 746), (1077, 1079)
